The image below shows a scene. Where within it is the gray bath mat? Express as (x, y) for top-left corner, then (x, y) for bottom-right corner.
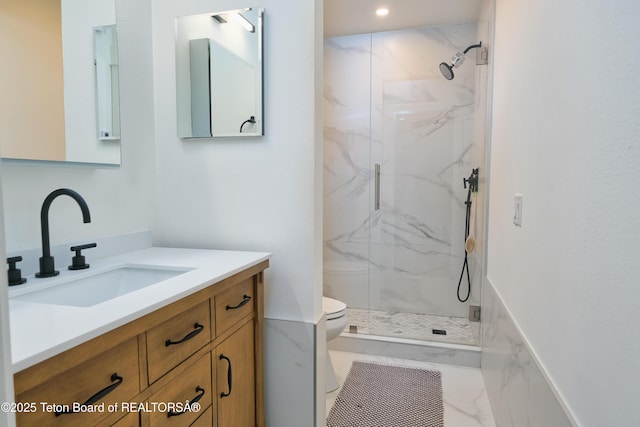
(326, 361), (444, 427)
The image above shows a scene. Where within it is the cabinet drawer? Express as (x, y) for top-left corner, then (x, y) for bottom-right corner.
(214, 277), (254, 336)
(111, 411), (139, 426)
(16, 337), (139, 427)
(146, 300), (211, 384)
(147, 353), (212, 427)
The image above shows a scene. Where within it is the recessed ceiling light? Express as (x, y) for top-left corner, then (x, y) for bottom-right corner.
(376, 8), (389, 17)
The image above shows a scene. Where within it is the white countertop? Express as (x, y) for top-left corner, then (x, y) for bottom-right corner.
(8, 247), (271, 373)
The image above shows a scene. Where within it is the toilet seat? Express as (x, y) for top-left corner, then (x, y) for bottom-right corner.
(323, 297), (346, 320)
(322, 296), (347, 392)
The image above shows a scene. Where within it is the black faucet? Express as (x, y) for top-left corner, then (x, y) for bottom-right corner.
(36, 189), (91, 278)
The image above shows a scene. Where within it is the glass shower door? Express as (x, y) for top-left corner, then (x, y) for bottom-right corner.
(364, 25), (479, 345)
(323, 22), (487, 346)
(322, 33), (373, 323)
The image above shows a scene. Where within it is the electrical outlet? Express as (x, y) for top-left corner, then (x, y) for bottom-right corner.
(513, 194), (523, 226)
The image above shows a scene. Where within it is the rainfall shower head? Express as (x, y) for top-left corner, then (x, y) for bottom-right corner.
(439, 42), (483, 80)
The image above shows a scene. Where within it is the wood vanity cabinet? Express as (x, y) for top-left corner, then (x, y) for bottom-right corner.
(13, 260), (268, 427)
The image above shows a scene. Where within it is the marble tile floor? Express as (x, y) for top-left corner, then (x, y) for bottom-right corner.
(345, 308), (479, 346)
(326, 350), (496, 427)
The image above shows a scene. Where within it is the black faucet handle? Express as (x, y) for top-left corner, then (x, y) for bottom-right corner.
(7, 256), (27, 286)
(7, 256), (22, 266)
(71, 243), (97, 252)
(69, 243), (97, 270)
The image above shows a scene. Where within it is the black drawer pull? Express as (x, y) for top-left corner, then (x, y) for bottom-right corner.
(55, 373), (123, 416)
(167, 386), (205, 417)
(219, 354), (233, 398)
(165, 323), (204, 347)
(226, 294), (251, 310)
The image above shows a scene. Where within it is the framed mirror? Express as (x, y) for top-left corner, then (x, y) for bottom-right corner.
(0, 0), (121, 165)
(176, 7), (264, 138)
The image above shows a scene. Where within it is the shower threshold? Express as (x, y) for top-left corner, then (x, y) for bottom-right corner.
(330, 308), (481, 367)
(343, 308), (478, 346)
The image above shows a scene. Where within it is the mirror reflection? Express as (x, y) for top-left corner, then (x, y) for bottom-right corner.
(94, 25), (120, 141)
(176, 7), (264, 138)
(0, 0), (121, 165)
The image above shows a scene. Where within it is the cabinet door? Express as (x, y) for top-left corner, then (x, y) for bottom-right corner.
(215, 320), (255, 427)
(190, 406), (213, 427)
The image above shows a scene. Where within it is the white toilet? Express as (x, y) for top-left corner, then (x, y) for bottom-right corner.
(323, 296), (347, 392)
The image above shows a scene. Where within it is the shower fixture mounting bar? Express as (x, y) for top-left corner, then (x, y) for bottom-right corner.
(457, 168), (479, 302)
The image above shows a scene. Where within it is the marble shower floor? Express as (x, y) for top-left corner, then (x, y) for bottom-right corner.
(344, 308), (479, 346)
(326, 350), (496, 427)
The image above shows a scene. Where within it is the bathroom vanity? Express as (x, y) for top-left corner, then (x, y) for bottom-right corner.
(8, 247), (270, 427)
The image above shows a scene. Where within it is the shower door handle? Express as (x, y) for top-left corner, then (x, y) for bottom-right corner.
(374, 164), (381, 211)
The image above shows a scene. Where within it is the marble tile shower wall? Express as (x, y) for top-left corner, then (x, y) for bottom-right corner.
(323, 23), (481, 318)
(482, 280), (574, 427)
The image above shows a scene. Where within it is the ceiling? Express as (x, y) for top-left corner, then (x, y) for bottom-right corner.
(324, 0), (484, 37)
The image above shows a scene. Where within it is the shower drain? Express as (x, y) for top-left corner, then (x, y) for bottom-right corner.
(432, 329), (447, 335)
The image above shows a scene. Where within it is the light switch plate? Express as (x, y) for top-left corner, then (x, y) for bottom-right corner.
(513, 194), (523, 226)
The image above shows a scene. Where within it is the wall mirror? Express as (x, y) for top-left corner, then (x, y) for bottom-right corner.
(176, 7), (264, 138)
(0, 0), (121, 166)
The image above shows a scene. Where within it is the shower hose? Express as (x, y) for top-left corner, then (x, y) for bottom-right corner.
(457, 187), (472, 302)
(458, 168), (478, 303)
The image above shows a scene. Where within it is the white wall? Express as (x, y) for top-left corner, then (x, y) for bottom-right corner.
(151, 0), (323, 325)
(151, 1), (324, 425)
(488, 0), (640, 425)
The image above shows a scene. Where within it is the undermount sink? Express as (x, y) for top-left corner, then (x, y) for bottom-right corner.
(13, 265), (192, 307)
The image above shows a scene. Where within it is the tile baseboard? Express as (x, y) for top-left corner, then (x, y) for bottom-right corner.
(481, 278), (578, 427)
(329, 332), (481, 368)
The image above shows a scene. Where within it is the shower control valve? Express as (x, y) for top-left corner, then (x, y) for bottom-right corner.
(463, 168), (479, 192)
